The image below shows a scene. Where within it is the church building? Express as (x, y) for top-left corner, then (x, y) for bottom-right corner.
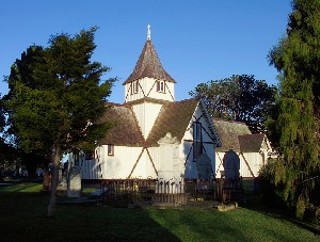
(81, 25), (222, 183)
(80, 26), (274, 190)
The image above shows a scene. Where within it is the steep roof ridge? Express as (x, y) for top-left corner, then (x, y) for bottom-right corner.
(124, 40), (176, 84)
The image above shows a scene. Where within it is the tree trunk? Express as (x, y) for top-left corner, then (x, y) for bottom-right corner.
(47, 144), (61, 217)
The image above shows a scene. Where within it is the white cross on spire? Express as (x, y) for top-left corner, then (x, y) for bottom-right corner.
(147, 24), (151, 40)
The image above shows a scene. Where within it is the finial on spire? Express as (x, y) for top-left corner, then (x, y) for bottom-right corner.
(147, 24), (151, 40)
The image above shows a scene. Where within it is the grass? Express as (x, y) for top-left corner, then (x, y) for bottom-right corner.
(0, 182), (319, 242)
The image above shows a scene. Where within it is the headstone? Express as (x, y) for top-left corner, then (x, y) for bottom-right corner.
(67, 165), (81, 197)
(196, 153), (212, 179)
(157, 132), (181, 181)
(57, 177), (67, 195)
(223, 150), (240, 179)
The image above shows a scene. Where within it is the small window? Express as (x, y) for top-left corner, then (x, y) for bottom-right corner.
(156, 80), (165, 93)
(135, 80), (139, 93)
(131, 81), (139, 95)
(108, 144), (114, 156)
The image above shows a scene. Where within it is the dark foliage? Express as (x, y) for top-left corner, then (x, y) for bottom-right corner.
(268, 0), (320, 219)
(190, 74), (277, 133)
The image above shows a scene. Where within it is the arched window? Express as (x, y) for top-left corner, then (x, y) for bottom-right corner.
(156, 80), (165, 93)
(131, 81), (139, 95)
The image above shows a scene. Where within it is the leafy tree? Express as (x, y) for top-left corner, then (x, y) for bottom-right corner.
(190, 74), (277, 133)
(268, 0), (320, 218)
(4, 27), (114, 216)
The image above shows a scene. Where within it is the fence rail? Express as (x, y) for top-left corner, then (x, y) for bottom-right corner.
(93, 178), (249, 205)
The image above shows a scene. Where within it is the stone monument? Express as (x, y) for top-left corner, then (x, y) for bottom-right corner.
(223, 149), (240, 179)
(196, 153), (212, 179)
(67, 165), (81, 197)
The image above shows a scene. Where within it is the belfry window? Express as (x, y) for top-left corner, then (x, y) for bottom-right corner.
(131, 81), (139, 95)
(156, 80), (165, 93)
(107, 144), (114, 156)
(193, 121), (203, 162)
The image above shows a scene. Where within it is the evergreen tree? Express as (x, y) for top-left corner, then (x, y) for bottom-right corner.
(4, 27), (114, 216)
(269, 0), (320, 218)
(0, 95), (5, 133)
(190, 74), (277, 133)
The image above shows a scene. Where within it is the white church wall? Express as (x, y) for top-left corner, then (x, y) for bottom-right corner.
(215, 151), (264, 178)
(145, 147), (159, 178)
(132, 102), (163, 139)
(98, 145), (158, 179)
(144, 78), (175, 101)
(144, 102), (163, 137)
(132, 103), (145, 136)
(240, 152), (263, 178)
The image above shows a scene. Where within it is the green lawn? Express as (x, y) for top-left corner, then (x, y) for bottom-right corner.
(0, 182), (319, 242)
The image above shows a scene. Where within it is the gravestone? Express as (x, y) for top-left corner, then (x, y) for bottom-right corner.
(223, 150), (240, 179)
(196, 153), (212, 179)
(56, 177), (67, 195)
(157, 132), (181, 181)
(67, 165), (81, 197)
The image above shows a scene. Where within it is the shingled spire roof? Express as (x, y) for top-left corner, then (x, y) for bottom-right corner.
(123, 26), (176, 84)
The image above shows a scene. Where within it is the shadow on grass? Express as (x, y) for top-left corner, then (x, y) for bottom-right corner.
(1, 183), (319, 241)
(150, 208), (250, 241)
(0, 183), (180, 242)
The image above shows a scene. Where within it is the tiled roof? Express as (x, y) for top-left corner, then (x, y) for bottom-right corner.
(214, 119), (251, 152)
(99, 104), (144, 146)
(123, 40), (176, 84)
(239, 133), (265, 152)
(146, 99), (199, 146)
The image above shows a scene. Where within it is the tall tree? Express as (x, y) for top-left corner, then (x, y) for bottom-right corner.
(4, 27), (114, 217)
(190, 74), (277, 133)
(269, 0), (320, 218)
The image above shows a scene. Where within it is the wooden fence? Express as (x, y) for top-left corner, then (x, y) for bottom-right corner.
(152, 179), (187, 205)
(95, 178), (245, 205)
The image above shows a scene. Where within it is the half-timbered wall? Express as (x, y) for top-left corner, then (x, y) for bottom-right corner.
(96, 145), (158, 179)
(215, 151), (264, 178)
(239, 152), (264, 177)
(182, 104), (216, 179)
(124, 77), (175, 103)
(132, 102), (163, 139)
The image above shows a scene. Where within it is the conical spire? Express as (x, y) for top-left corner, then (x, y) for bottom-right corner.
(123, 25), (176, 84)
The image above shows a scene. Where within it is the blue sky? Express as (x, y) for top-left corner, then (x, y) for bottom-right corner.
(0, 0), (292, 103)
